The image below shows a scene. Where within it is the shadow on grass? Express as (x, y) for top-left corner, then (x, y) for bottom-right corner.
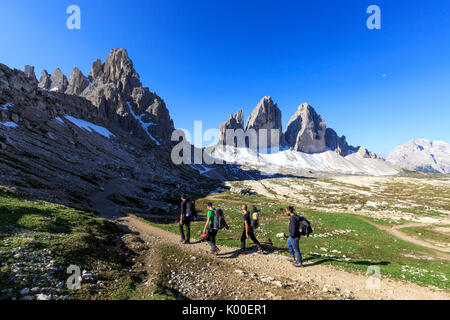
(302, 257), (390, 268)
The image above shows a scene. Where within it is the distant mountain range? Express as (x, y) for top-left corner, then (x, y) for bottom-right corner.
(386, 139), (450, 174)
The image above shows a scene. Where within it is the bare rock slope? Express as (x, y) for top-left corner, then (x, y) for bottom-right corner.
(0, 52), (214, 213)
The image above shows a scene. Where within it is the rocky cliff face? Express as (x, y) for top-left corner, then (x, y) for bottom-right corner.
(245, 96), (284, 149)
(66, 67), (89, 95)
(23, 65), (37, 84)
(218, 99), (379, 158)
(219, 109), (244, 143)
(284, 103), (327, 153)
(219, 97), (284, 150)
(38, 70), (51, 90)
(81, 48), (175, 145)
(325, 128), (358, 156)
(0, 62), (213, 213)
(37, 48), (175, 146)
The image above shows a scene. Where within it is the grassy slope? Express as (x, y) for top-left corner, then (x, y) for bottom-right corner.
(0, 187), (151, 300)
(143, 192), (450, 290)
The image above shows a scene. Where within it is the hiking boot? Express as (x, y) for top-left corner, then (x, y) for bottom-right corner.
(184, 241), (190, 245)
(288, 256), (295, 262)
(293, 262), (304, 268)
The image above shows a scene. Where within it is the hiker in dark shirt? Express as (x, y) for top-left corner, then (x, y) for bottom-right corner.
(240, 205), (263, 255)
(203, 202), (219, 255)
(179, 194), (190, 244)
(286, 206), (303, 267)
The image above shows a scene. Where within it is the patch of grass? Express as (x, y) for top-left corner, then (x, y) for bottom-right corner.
(0, 187), (137, 300)
(142, 192), (450, 290)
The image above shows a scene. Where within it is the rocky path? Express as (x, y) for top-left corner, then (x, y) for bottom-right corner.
(115, 215), (449, 300)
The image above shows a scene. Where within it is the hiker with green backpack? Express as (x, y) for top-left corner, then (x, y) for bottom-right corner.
(202, 202), (230, 255)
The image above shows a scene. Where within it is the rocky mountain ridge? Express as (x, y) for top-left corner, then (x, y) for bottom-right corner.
(35, 49), (174, 146)
(0, 54), (214, 213)
(219, 97), (379, 159)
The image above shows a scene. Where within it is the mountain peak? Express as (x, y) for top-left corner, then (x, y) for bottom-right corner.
(246, 96), (281, 130)
(245, 96), (283, 148)
(80, 48), (174, 144)
(284, 103), (327, 153)
(387, 139), (450, 174)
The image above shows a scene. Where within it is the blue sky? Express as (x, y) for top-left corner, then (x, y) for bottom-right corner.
(1, 0), (449, 156)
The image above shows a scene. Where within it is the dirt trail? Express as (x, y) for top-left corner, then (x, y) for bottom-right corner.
(358, 217), (450, 259)
(90, 180), (450, 300)
(116, 215), (449, 300)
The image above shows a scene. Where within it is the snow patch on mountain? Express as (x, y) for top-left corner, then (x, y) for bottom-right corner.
(208, 146), (398, 176)
(386, 139), (450, 174)
(127, 102), (160, 145)
(64, 116), (115, 138)
(0, 102), (14, 110)
(0, 121), (18, 128)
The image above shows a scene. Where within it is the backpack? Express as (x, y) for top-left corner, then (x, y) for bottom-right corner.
(298, 216), (313, 237)
(186, 200), (199, 220)
(251, 211), (260, 228)
(213, 209), (229, 230)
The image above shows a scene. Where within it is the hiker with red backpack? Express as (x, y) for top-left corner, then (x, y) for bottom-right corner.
(240, 205), (263, 255)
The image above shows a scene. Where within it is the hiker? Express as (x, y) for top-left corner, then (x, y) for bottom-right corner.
(240, 205), (263, 255)
(286, 206), (303, 267)
(179, 194), (190, 244)
(203, 202), (219, 255)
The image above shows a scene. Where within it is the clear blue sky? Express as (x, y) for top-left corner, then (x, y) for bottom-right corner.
(1, 0), (449, 156)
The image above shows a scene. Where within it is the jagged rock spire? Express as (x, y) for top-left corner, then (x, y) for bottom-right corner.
(219, 109), (244, 143)
(24, 65), (37, 83)
(285, 103), (327, 153)
(66, 67), (89, 95)
(80, 48), (174, 145)
(38, 68), (68, 93)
